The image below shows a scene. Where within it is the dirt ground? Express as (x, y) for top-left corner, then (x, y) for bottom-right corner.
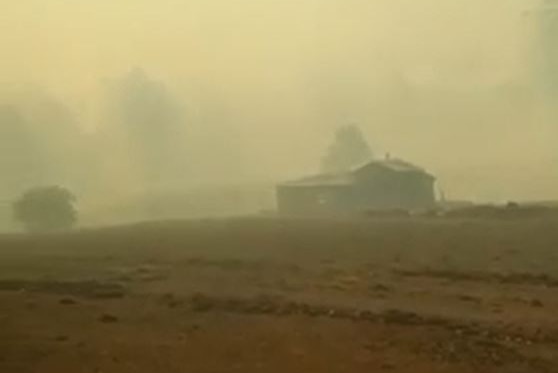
(1, 217), (558, 373)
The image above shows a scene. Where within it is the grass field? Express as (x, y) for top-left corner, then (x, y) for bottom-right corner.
(1, 217), (558, 372)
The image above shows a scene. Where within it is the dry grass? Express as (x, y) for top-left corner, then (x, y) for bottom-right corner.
(1, 217), (558, 372)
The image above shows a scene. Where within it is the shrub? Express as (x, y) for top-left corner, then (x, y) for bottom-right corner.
(13, 186), (77, 232)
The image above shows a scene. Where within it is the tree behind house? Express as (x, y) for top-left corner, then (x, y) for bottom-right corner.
(321, 124), (373, 173)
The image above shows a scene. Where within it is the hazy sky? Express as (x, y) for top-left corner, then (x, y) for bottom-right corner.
(1, 0), (556, 201)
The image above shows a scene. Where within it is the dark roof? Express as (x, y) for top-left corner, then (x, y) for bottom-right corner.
(280, 159), (433, 188)
(280, 172), (353, 187)
(354, 159), (430, 174)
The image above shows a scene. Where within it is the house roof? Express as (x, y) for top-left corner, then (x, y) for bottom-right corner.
(280, 172), (354, 187)
(280, 158), (433, 188)
(354, 159), (429, 174)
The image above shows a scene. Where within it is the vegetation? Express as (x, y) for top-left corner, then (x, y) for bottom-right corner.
(321, 124), (373, 173)
(12, 186), (77, 232)
(107, 68), (185, 183)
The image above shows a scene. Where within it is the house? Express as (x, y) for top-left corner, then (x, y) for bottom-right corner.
(276, 158), (436, 215)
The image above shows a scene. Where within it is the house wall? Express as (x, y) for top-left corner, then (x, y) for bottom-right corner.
(353, 170), (435, 210)
(276, 185), (351, 215)
(277, 168), (436, 216)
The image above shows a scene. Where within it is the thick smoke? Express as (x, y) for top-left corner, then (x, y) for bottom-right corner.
(0, 0), (557, 226)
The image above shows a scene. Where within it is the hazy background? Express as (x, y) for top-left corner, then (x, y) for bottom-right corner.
(1, 0), (557, 227)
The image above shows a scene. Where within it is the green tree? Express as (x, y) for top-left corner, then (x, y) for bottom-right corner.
(13, 186), (77, 232)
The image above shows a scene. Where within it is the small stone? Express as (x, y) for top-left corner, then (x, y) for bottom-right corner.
(60, 298), (77, 305)
(99, 314), (119, 323)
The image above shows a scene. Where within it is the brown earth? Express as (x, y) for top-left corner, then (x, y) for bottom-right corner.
(1, 217), (558, 372)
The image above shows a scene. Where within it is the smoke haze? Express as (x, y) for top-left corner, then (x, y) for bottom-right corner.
(1, 0), (557, 226)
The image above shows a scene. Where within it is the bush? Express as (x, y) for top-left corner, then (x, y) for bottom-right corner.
(13, 186), (77, 232)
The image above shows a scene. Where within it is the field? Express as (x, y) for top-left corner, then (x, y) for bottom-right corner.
(1, 217), (558, 372)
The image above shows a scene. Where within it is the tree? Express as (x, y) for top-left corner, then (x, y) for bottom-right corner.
(106, 68), (185, 185)
(0, 93), (91, 197)
(533, 0), (558, 97)
(321, 124), (373, 173)
(0, 105), (47, 195)
(13, 186), (77, 232)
